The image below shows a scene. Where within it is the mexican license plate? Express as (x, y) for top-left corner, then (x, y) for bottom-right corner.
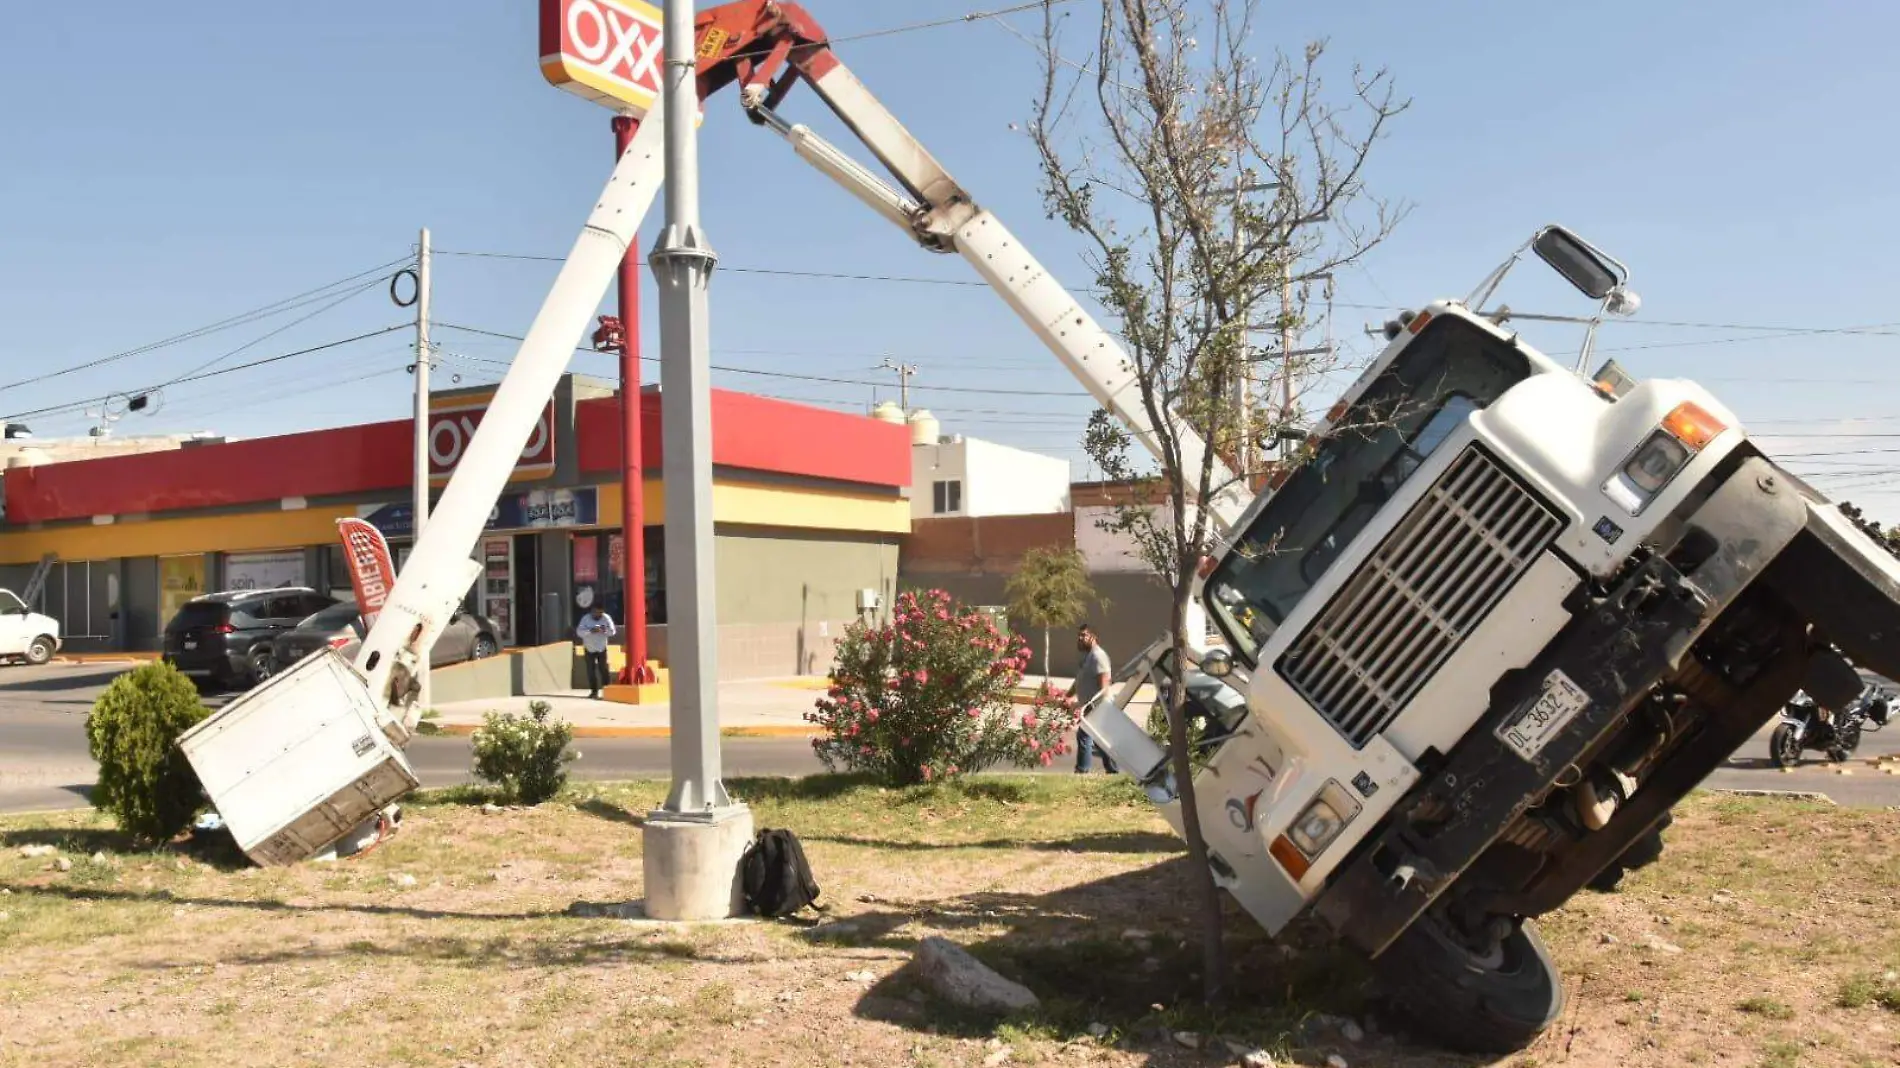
(1497, 669), (1590, 762)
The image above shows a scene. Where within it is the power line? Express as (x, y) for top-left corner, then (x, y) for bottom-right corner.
(3, 326), (410, 422)
(0, 254), (411, 394)
(436, 248), (989, 288)
(432, 322), (1091, 398)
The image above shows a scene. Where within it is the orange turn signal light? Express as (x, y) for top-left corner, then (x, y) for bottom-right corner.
(1406, 310), (1434, 334)
(1661, 401), (1726, 450)
(1269, 834), (1311, 880)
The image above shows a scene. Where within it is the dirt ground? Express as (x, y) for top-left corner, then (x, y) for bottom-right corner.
(0, 778), (1895, 1068)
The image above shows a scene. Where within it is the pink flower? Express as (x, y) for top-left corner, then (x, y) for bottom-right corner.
(935, 609), (950, 621)
(866, 708), (880, 723)
(1038, 751), (1053, 767)
(861, 744), (874, 755)
(921, 765), (934, 781)
(1026, 737), (1040, 752)
(946, 765), (958, 776)
(915, 669), (929, 685)
(1023, 712), (1039, 729)
(901, 736), (912, 746)
(965, 708), (980, 718)
(846, 724), (860, 738)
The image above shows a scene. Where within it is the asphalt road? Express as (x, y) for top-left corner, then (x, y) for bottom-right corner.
(5, 662), (1899, 814)
(0, 662), (825, 814)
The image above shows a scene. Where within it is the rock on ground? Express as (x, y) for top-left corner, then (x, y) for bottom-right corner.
(907, 936), (1039, 1015)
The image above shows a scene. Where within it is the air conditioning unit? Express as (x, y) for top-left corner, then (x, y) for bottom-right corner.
(856, 588), (882, 612)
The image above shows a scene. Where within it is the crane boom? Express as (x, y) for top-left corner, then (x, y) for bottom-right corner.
(697, 3), (1248, 533)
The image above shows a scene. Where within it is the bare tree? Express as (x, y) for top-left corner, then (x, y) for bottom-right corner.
(1030, 0), (1407, 1001)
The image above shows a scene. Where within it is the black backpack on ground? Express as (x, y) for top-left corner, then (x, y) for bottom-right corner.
(741, 827), (821, 919)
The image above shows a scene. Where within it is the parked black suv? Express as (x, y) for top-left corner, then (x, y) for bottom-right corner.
(162, 588), (338, 689)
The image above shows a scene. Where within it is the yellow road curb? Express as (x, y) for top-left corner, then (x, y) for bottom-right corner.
(429, 723), (820, 739)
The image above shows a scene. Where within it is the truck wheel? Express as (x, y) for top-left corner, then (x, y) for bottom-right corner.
(1379, 912), (1564, 1055)
(1586, 812), (1672, 893)
(23, 636), (54, 666)
(1769, 724), (1802, 769)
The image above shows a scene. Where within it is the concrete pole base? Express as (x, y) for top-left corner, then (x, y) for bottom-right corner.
(641, 806), (754, 921)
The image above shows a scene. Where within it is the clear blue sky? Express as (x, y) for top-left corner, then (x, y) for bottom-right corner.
(4, 2), (1898, 519)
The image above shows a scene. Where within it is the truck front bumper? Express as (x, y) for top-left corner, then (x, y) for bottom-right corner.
(1312, 455), (1810, 958)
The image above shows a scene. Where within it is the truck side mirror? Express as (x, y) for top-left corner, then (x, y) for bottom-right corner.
(1533, 226), (1622, 300)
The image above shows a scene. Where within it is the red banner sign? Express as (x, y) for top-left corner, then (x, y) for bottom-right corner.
(427, 391), (556, 485)
(336, 518), (398, 630)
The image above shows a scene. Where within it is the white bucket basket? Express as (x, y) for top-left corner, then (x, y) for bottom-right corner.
(178, 649), (419, 866)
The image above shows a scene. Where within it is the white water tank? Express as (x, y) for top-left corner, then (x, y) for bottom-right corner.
(871, 401), (906, 425)
(907, 409), (940, 446)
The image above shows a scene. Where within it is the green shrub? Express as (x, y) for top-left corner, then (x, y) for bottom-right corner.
(471, 700), (576, 804)
(84, 660), (209, 845)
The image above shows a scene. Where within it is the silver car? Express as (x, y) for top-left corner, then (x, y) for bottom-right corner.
(270, 599), (502, 676)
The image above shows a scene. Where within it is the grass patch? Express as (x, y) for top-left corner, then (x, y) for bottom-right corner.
(1737, 996), (1796, 1020)
(1838, 972), (1900, 1011)
(1, 783), (1897, 1067)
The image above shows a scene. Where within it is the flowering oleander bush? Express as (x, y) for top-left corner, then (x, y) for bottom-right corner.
(471, 699), (577, 804)
(810, 589), (1079, 785)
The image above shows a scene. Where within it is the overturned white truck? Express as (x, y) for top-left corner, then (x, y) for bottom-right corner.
(1085, 227), (1900, 1051)
(173, 1), (1900, 1053)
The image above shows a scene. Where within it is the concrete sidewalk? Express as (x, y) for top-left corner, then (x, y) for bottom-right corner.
(429, 676), (832, 738)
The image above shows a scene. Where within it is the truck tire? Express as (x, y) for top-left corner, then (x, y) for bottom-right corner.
(1769, 724), (1802, 769)
(1586, 812), (1672, 893)
(1379, 912), (1564, 1055)
(24, 636), (54, 666)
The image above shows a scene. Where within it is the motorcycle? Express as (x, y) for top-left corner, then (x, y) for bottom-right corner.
(1770, 683), (1891, 767)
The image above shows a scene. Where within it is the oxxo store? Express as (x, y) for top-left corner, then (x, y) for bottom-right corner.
(0, 375), (910, 679)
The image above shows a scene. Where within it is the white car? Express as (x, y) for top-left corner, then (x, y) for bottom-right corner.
(0, 587), (61, 665)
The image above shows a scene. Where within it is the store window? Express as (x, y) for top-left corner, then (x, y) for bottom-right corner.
(480, 537), (515, 645)
(932, 480), (963, 514)
(225, 550), (305, 592)
(158, 555), (206, 628)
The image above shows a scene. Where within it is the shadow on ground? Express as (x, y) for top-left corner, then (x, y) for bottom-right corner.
(0, 667), (126, 693)
(786, 856), (1461, 1066)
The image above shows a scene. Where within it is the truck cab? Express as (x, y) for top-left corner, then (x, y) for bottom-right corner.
(1083, 228), (1900, 1052)
(0, 587), (61, 665)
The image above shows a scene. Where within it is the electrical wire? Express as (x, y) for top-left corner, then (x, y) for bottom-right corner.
(0, 254), (411, 394)
(3, 326), (410, 422)
(432, 322), (1091, 397)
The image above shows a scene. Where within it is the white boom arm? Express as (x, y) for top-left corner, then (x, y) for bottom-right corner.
(353, 112), (671, 740)
(747, 62), (1249, 537)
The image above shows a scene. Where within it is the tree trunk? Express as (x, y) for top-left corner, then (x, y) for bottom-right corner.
(1042, 626), (1051, 683)
(1165, 581), (1228, 1002)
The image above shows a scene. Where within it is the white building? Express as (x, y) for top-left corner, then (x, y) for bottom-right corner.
(888, 407), (1071, 519)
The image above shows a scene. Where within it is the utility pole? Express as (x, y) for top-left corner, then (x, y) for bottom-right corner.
(644, 0), (751, 920)
(413, 227), (433, 714)
(878, 358), (917, 414)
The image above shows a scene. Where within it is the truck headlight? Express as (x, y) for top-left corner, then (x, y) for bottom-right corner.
(1604, 401), (1728, 514)
(1284, 780), (1364, 859)
(1289, 798), (1347, 855)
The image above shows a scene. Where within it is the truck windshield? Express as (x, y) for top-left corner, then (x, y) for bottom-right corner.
(1207, 315), (1533, 662)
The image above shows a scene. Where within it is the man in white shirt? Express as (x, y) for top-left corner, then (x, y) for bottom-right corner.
(576, 604), (617, 699)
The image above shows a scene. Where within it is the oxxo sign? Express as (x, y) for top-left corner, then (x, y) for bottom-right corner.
(428, 391), (556, 485)
(539, 0), (666, 116)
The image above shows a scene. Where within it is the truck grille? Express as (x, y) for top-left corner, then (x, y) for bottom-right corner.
(1278, 446), (1563, 747)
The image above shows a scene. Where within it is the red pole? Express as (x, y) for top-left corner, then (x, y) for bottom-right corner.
(614, 114), (654, 685)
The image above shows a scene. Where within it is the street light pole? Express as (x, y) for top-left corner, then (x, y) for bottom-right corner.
(642, 0), (752, 921)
